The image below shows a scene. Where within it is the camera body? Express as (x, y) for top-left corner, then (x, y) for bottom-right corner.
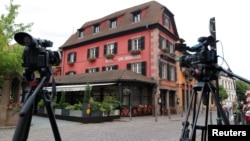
(175, 36), (217, 81)
(14, 32), (61, 71)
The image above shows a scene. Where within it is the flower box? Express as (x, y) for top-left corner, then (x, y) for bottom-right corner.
(105, 54), (114, 59)
(70, 110), (82, 117)
(88, 57), (96, 62)
(129, 49), (141, 55)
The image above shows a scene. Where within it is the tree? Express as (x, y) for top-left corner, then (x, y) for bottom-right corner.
(235, 80), (250, 102)
(0, 0), (32, 105)
(218, 85), (228, 102)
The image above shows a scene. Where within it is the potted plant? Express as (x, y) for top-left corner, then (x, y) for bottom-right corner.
(88, 57), (96, 62)
(100, 101), (111, 116)
(82, 83), (91, 117)
(105, 54), (114, 59)
(90, 100), (101, 117)
(129, 49), (141, 55)
(69, 102), (82, 117)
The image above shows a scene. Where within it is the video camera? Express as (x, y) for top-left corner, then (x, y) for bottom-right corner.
(175, 36), (217, 68)
(14, 32), (61, 70)
(175, 36), (218, 81)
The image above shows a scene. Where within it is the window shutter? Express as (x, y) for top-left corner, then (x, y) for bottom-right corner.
(141, 61), (146, 75)
(159, 36), (163, 49)
(73, 52), (77, 62)
(128, 39), (132, 52)
(167, 64), (170, 81)
(87, 49), (90, 58)
(127, 63), (131, 70)
(104, 45), (107, 55)
(159, 61), (162, 78)
(141, 36), (145, 50)
(114, 42), (118, 54)
(96, 47), (99, 57)
(67, 53), (70, 62)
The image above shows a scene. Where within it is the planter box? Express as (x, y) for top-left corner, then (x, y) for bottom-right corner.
(62, 109), (70, 116)
(54, 109), (62, 115)
(70, 110), (82, 117)
(37, 108), (45, 114)
(91, 111), (102, 117)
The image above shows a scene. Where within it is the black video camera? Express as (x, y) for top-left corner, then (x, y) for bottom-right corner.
(14, 32), (61, 70)
(175, 36), (217, 68)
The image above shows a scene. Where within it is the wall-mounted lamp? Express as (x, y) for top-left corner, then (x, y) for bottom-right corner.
(176, 98), (180, 104)
(158, 98), (162, 104)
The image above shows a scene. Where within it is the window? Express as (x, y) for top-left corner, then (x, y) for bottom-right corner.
(102, 65), (118, 71)
(110, 19), (117, 28)
(127, 61), (146, 75)
(93, 24), (100, 33)
(66, 71), (76, 75)
(159, 35), (174, 53)
(133, 11), (141, 23)
(86, 67), (99, 73)
(168, 64), (176, 81)
(67, 52), (76, 63)
(159, 61), (176, 81)
(104, 43), (117, 55)
(161, 63), (168, 79)
(87, 47), (99, 59)
(78, 29), (84, 38)
(128, 37), (145, 51)
(163, 14), (170, 29)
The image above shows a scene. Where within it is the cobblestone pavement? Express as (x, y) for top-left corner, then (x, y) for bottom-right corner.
(0, 111), (222, 141)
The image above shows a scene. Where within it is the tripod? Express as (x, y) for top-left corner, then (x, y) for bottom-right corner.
(179, 65), (250, 141)
(180, 80), (229, 141)
(12, 70), (61, 141)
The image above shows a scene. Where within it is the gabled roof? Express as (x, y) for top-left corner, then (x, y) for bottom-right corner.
(54, 69), (156, 85)
(60, 0), (178, 49)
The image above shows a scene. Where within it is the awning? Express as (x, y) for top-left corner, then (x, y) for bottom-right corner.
(44, 83), (116, 92)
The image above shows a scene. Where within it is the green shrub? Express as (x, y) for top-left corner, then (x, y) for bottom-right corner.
(73, 102), (83, 110)
(100, 102), (111, 113)
(38, 99), (44, 108)
(90, 101), (101, 112)
(65, 105), (75, 110)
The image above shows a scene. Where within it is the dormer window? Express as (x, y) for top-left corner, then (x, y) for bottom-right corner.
(163, 14), (170, 29)
(78, 29), (84, 38)
(110, 18), (117, 29)
(93, 24), (100, 33)
(133, 11), (141, 23)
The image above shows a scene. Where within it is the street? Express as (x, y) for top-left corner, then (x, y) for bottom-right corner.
(0, 111), (219, 141)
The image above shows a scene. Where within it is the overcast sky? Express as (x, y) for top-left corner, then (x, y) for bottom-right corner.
(1, 0), (250, 80)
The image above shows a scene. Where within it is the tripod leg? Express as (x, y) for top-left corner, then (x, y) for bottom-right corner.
(207, 82), (229, 125)
(43, 90), (62, 141)
(13, 103), (33, 141)
(180, 86), (197, 140)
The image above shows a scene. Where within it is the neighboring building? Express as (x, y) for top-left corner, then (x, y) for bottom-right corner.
(219, 71), (237, 106)
(54, 1), (185, 116)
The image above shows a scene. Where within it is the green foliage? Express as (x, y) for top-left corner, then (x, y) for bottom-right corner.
(73, 102), (83, 110)
(90, 100), (101, 112)
(236, 80), (250, 101)
(100, 101), (111, 113)
(38, 99), (44, 108)
(0, 0), (33, 86)
(103, 95), (121, 109)
(64, 105), (75, 110)
(219, 85), (228, 102)
(59, 91), (67, 108)
(83, 83), (91, 103)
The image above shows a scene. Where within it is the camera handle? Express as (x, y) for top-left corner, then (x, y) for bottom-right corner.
(12, 75), (61, 141)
